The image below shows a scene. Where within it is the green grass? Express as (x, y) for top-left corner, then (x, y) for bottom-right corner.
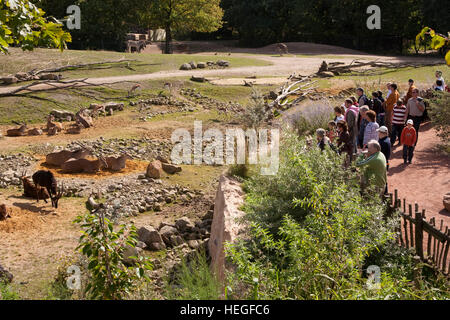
(0, 48), (271, 81)
(336, 64), (450, 86)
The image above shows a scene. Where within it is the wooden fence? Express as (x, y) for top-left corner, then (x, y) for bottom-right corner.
(386, 190), (450, 276)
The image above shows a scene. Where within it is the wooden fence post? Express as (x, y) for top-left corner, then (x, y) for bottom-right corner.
(415, 210), (424, 259)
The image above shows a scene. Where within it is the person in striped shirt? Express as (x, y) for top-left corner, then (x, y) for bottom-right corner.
(390, 99), (407, 145)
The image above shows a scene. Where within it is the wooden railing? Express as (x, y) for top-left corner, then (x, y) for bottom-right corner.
(386, 190), (450, 275)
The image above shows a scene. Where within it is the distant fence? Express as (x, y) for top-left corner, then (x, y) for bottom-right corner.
(386, 190), (450, 276)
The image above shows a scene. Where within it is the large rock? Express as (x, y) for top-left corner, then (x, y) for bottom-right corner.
(39, 73), (60, 80)
(209, 175), (246, 282)
(197, 62), (207, 69)
(444, 193), (450, 212)
(162, 163), (182, 174)
(137, 226), (166, 251)
(175, 217), (194, 232)
(159, 225), (178, 246)
(189, 61), (197, 69)
(216, 60), (230, 67)
(50, 109), (75, 121)
(146, 160), (163, 179)
(180, 63), (192, 71)
(2, 76), (18, 84)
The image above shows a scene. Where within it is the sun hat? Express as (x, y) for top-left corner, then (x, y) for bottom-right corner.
(377, 126), (388, 133)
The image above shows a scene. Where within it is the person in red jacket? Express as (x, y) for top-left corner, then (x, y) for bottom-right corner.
(401, 119), (417, 165)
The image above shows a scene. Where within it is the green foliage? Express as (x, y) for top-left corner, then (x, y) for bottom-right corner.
(0, 0), (71, 53)
(241, 88), (271, 128)
(226, 132), (450, 299)
(74, 209), (152, 300)
(164, 250), (222, 300)
(416, 27), (450, 65)
(139, 0), (223, 53)
(0, 283), (19, 300)
(428, 91), (450, 152)
(222, 0), (443, 52)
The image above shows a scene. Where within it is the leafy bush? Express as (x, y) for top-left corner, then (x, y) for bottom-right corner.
(428, 91), (450, 153)
(0, 283), (19, 300)
(74, 208), (152, 300)
(226, 132), (450, 299)
(241, 88), (271, 128)
(288, 100), (333, 136)
(164, 250), (223, 300)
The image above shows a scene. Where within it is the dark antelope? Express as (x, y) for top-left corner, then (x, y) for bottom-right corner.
(32, 170), (64, 208)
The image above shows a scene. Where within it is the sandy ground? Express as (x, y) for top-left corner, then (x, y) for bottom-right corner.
(387, 122), (450, 226)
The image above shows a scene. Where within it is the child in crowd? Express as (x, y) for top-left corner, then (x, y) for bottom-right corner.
(390, 99), (407, 145)
(327, 121), (337, 143)
(401, 119), (417, 165)
(334, 106), (345, 123)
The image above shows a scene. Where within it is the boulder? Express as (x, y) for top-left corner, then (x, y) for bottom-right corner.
(162, 163), (182, 174)
(189, 61), (197, 69)
(169, 235), (184, 247)
(180, 63), (192, 71)
(159, 225), (179, 245)
(50, 109), (75, 121)
(156, 155), (169, 163)
(137, 225), (166, 251)
(15, 72), (29, 81)
(2, 76), (18, 84)
(175, 217), (194, 232)
(444, 193), (450, 212)
(197, 62), (207, 69)
(216, 60), (230, 67)
(39, 73), (60, 80)
(146, 160), (163, 179)
(105, 102), (124, 112)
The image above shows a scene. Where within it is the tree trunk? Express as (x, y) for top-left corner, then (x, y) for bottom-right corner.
(164, 25), (173, 54)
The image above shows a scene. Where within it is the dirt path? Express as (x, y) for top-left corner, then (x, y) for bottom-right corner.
(387, 122), (450, 227)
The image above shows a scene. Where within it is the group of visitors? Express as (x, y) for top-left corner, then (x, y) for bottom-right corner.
(314, 71), (445, 196)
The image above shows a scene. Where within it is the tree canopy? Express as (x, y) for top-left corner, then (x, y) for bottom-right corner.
(140, 0), (224, 53)
(0, 0), (71, 53)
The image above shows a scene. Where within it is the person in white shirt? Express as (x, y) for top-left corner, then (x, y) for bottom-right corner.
(386, 83), (392, 99)
(435, 70), (445, 89)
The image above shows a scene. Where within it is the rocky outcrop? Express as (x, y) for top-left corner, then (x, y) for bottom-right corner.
(162, 163), (182, 174)
(209, 175), (246, 282)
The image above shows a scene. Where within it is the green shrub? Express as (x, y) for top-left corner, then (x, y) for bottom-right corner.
(164, 250), (223, 300)
(226, 132), (450, 300)
(0, 283), (19, 300)
(74, 208), (152, 300)
(428, 91), (450, 153)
